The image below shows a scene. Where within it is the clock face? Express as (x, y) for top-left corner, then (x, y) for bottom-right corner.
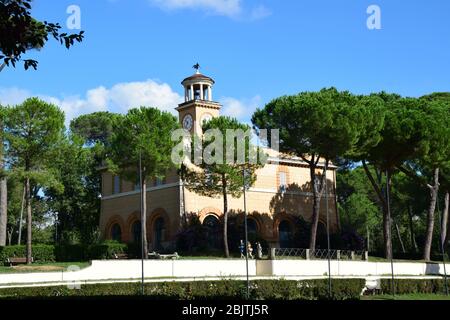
(201, 113), (213, 125)
(182, 114), (193, 131)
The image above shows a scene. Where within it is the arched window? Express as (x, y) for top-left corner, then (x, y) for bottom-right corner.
(111, 223), (122, 242)
(131, 221), (141, 243)
(203, 215), (221, 250)
(278, 220), (293, 248)
(154, 217), (165, 250)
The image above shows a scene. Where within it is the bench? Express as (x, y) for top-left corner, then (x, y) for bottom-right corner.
(113, 253), (128, 260)
(6, 257), (33, 266)
(148, 252), (179, 260)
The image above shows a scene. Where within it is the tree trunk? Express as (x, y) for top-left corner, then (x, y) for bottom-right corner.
(362, 161), (392, 259)
(17, 185), (25, 245)
(442, 191), (449, 246)
(407, 204), (418, 253)
(141, 177), (148, 259)
(423, 168), (439, 261)
(308, 159), (328, 251)
(222, 174), (229, 258)
(25, 178), (32, 264)
(394, 220), (406, 253)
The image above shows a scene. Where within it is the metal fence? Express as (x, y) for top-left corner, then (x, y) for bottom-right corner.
(273, 248), (368, 261)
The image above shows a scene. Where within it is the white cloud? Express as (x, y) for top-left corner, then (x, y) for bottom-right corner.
(0, 87), (31, 106)
(150, 0), (241, 17)
(149, 0), (270, 20)
(220, 95), (262, 121)
(249, 5), (271, 21)
(0, 79), (183, 127)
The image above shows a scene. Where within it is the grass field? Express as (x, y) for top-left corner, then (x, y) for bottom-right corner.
(0, 262), (90, 273)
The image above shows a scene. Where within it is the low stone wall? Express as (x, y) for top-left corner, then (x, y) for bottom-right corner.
(0, 259), (448, 288)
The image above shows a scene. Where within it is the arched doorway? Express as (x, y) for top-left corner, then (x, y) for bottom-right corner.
(246, 218), (258, 242)
(131, 221), (141, 243)
(153, 217), (165, 250)
(278, 220), (293, 248)
(111, 223), (122, 242)
(203, 215), (221, 250)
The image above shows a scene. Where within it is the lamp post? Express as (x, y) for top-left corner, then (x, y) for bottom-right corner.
(324, 161), (332, 298)
(242, 168), (250, 299)
(437, 193), (449, 295)
(139, 150), (144, 296)
(386, 170), (395, 296)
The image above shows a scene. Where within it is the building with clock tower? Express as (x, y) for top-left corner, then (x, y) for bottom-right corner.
(99, 67), (340, 253)
(177, 68), (221, 135)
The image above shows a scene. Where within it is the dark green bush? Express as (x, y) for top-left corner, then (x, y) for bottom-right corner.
(86, 241), (127, 260)
(381, 278), (447, 295)
(54, 244), (85, 261)
(0, 279), (365, 300)
(1, 241), (128, 265)
(0, 245), (55, 263)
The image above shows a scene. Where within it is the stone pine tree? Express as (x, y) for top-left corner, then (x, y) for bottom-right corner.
(108, 107), (180, 259)
(6, 98), (64, 263)
(396, 95), (450, 261)
(358, 94), (430, 259)
(184, 116), (265, 258)
(252, 88), (384, 251)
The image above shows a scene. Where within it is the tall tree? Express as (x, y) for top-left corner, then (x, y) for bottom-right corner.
(107, 107), (180, 258)
(395, 97), (450, 260)
(45, 135), (100, 244)
(184, 116), (264, 257)
(252, 88), (383, 250)
(6, 98), (64, 263)
(358, 94), (430, 259)
(0, 0), (84, 70)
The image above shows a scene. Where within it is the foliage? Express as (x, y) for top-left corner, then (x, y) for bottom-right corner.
(70, 112), (119, 146)
(184, 116), (265, 257)
(380, 278), (448, 295)
(44, 135), (100, 245)
(0, 244), (55, 263)
(0, 279), (365, 300)
(0, 241), (127, 264)
(0, 0), (84, 70)
(252, 88), (384, 251)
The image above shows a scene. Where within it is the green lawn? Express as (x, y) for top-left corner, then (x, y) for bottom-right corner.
(0, 262), (90, 273)
(362, 293), (450, 300)
(367, 256), (442, 263)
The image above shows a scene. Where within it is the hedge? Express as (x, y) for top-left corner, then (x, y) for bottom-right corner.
(0, 245), (55, 263)
(0, 279), (365, 300)
(380, 278), (448, 295)
(0, 241), (128, 265)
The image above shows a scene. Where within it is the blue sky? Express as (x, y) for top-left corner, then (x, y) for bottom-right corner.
(1, 0), (449, 125)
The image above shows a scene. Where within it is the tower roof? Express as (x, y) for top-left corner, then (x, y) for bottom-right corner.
(181, 72), (215, 85)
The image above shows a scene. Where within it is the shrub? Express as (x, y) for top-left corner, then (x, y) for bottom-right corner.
(86, 241), (127, 260)
(0, 279), (365, 300)
(380, 279), (447, 295)
(54, 244), (85, 262)
(0, 245), (55, 264)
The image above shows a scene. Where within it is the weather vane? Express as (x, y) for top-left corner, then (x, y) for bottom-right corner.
(193, 63), (200, 72)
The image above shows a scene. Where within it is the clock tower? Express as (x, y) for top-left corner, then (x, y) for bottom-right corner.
(176, 65), (221, 135)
